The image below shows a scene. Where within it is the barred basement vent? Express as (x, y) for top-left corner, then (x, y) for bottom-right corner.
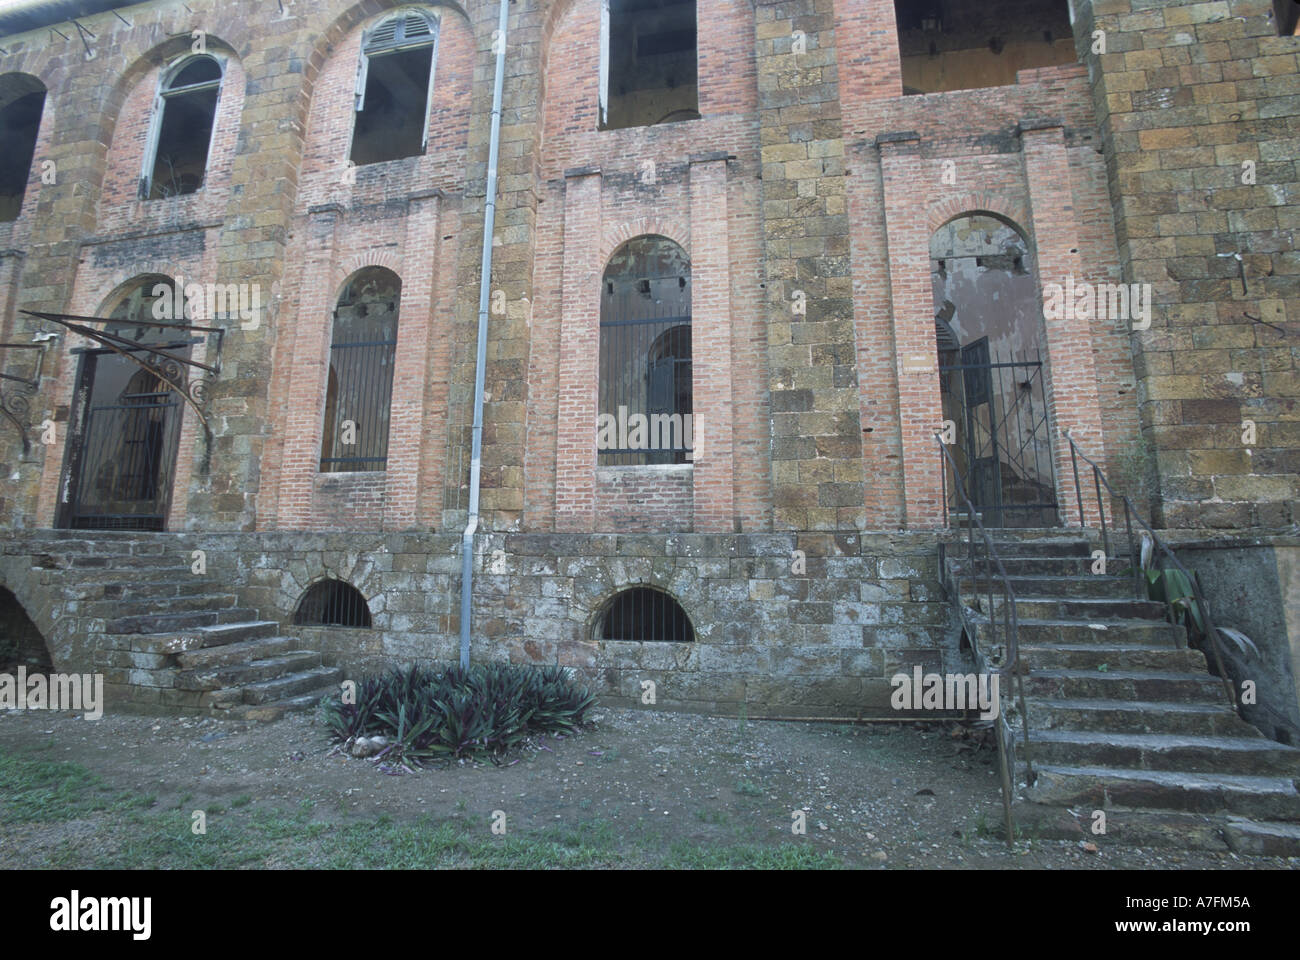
(599, 588), (694, 643)
(294, 579), (372, 628)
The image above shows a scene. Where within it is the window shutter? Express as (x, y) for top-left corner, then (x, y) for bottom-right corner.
(354, 41), (369, 111)
(598, 0), (610, 128)
(421, 23), (441, 152)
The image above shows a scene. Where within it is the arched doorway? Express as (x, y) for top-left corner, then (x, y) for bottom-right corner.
(0, 586), (52, 673)
(931, 214), (1058, 527)
(58, 277), (192, 530)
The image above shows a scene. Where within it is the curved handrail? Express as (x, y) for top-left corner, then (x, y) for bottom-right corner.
(1063, 431), (1236, 707)
(935, 433), (1034, 845)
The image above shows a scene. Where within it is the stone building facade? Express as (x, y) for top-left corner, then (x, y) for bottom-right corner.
(0, 0), (1296, 718)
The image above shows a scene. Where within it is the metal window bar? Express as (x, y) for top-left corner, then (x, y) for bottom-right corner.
(321, 325), (397, 471)
(294, 579), (372, 628)
(598, 269), (692, 467)
(601, 588), (694, 643)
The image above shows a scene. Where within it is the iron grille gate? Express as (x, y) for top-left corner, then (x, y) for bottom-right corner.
(62, 345), (187, 531)
(598, 270), (692, 467)
(938, 340), (1059, 528)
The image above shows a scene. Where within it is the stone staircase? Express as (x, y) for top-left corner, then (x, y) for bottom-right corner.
(952, 532), (1300, 857)
(32, 533), (339, 720)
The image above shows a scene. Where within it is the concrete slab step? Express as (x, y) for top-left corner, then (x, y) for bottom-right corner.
(235, 688), (337, 722)
(1028, 729), (1300, 777)
(1023, 669), (1227, 702)
(89, 593), (240, 618)
(1025, 698), (1257, 737)
(953, 556), (1095, 577)
(958, 574), (1136, 599)
(175, 651), (322, 691)
(1011, 802), (1230, 851)
(987, 617), (1186, 647)
(241, 666), (342, 705)
(174, 631), (290, 669)
(984, 539), (1093, 557)
(1223, 817), (1300, 857)
(105, 607), (260, 635)
(1020, 643), (1206, 673)
(1023, 763), (1300, 822)
(981, 596), (1168, 621)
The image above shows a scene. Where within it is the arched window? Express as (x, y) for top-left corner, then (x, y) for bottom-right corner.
(351, 8), (440, 165)
(0, 74), (46, 221)
(142, 55), (223, 199)
(320, 267), (400, 472)
(293, 579), (373, 628)
(931, 213), (1056, 527)
(598, 236), (692, 466)
(599, 587), (695, 642)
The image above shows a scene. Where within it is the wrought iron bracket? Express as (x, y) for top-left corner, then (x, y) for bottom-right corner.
(21, 309), (224, 434)
(0, 342), (47, 456)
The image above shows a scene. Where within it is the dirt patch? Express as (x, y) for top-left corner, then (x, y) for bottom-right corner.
(0, 706), (1293, 869)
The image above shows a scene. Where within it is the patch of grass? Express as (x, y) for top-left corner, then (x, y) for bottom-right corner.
(231, 794), (253, 809)
(663, 840), (840, 870)
(734, 780), (764, 798)
(0, 751), (135, 824)
(693, 807), (729, 826)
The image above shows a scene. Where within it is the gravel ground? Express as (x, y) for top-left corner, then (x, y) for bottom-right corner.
(0, 706), (1295, 869)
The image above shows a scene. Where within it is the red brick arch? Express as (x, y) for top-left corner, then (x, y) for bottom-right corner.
(331, 254), (404, 297)
(927, 192), (1032, 242)
(598, 217), (693, 269)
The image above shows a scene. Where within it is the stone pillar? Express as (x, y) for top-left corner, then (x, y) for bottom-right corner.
(553, 167), (602, 532)
(689, 152), (735, 533)
(877, 132), (944, 528)
(275, 203), (341, 530)
(1020, 118), (1106, 528)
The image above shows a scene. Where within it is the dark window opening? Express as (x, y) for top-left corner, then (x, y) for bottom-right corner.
(602, 0), (699, 130)
(1276, 1), (1300, 36)
(351, 10), (438, 166)
(600, 587), (694, 642)
(143, 55), (221, 199)
(894, 0), (1076, 95)
(599, 235), (692, 466)
(321, 267), (400, 472)
(294, 579), (373, 628)
(0, 76), (46, 221)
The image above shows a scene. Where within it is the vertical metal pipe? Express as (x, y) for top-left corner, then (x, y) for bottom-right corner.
(460, 0), (510, 671)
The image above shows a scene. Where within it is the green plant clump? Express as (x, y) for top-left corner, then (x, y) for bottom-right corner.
(320, 662), (596, 763)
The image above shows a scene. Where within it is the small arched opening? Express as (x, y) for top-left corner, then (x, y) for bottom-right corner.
(597, 587), (694, 643)
(293, 579), (373, 628)
(0, 586), (53, 672)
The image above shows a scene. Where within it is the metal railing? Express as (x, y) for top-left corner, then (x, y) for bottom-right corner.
(936, 433), (1034, 846)
(1063, 432), (1237, 707)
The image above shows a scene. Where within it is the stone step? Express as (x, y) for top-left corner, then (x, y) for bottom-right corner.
(1022, 764), (1300, 822)
(235, 688), (337, 722)
(100, 579), (217, 600)
(87, 593), (240, 618)
(1010, 803), (1231, 851)
(57, 566), (200, 584)
(958, 574), (1136, 600)
(1027, 729), (1300, 777)
(981, 539), (1093, 557)
(174, 630), (289, 669)
(1223, 817), (1300, 857)
(105, 606), (260, 635)
(953, 556), (1096, 577)
(175, 651), (322, 691)
(1023, 668), (1226, 702)
(990, 617), (1186, 647)
(240, 666), (343, 705)
(980, 596), (1168, 621)
(1019, 643), (1206, 673)
(1026, 698), (1257, 737)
